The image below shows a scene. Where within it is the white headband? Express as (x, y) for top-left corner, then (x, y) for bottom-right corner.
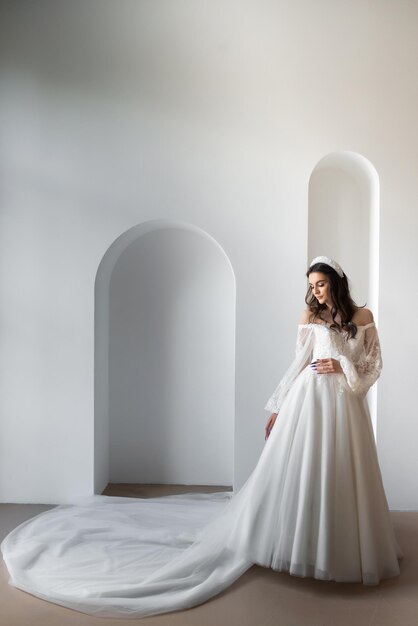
(309, 256), (344, 278)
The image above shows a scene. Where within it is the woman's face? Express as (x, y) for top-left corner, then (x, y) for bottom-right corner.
(308, 272), (331, 307)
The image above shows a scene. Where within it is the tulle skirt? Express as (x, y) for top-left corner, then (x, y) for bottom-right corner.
(1, 367), (403, 618)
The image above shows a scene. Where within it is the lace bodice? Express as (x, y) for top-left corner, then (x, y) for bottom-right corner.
(307, 322), (376, 361)
(265, 322), (382, 413)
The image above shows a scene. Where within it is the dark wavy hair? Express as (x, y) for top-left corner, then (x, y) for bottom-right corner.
(305, 262), (364, 338)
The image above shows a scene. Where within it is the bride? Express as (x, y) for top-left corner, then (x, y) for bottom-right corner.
(1, 256), (403, 618)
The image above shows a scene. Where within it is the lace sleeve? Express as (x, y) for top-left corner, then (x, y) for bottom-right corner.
(337, 324), (383, 396)
(264, 325), (314, 413)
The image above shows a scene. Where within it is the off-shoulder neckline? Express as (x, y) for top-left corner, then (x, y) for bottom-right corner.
(298, 322), (375, 331)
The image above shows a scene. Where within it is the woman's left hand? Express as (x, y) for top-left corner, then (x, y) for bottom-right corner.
(310, 358), (343, 374)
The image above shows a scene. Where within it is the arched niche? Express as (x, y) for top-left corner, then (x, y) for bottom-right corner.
(308, 151), (380, 432)
(94, 220), (236, 494)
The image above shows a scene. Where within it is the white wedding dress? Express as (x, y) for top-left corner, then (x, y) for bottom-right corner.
(1, 322), (403, 618)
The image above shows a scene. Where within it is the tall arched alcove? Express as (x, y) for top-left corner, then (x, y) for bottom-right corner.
(94, 220), (236, 494)
(308, 151), (380, 432)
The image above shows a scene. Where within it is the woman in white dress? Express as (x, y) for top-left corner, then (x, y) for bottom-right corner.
(1, 256), (403, 618)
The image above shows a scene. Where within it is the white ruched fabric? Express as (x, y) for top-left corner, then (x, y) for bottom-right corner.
(1, 322), (403, 618)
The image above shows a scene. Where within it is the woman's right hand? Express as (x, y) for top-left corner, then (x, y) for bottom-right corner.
(265, 412), (278, 440)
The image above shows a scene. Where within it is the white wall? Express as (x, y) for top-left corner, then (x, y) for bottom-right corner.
(308, 152), (378, 310)
(107, 225), (235, 486)
(1, 0), (417, 508)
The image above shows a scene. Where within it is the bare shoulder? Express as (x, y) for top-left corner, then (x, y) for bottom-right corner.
(299, 308), (312, 324)
(352, 307), (374, 326)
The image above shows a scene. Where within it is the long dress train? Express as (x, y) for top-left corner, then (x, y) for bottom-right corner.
(1, 322), (403, 618)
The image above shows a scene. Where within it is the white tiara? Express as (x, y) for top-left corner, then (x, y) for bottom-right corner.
(309, 256), (344, 278)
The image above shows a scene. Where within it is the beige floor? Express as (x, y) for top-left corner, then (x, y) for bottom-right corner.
(1, 485), (417, 626)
